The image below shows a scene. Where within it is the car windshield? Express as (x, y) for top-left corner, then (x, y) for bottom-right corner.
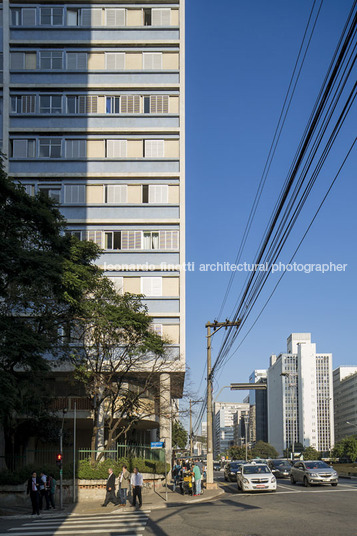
(243, 465), (270, 474)
(229, 463), (241, 470)
(272, 461), (291, 469)
(305, 461), (330, 470)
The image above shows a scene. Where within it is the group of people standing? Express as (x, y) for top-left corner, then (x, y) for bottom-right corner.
(102, 466), (144, 508)
(27, 471), (56, 516)
(172, 459), (204, 496)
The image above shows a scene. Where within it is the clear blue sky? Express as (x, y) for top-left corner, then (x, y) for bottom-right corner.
(184, 0), (357, 431)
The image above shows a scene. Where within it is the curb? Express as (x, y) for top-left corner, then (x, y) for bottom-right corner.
(147, 487), (225, 509)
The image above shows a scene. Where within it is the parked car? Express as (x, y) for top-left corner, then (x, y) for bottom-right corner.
(213, 462), (221, 471)
(268, 459), (292, 478)
(224, 461), (245, 482)
(290, 460), (338, 487)
(237, 462), (277, 492)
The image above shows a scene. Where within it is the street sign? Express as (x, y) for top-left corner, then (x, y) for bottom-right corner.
(151, 441), (165, 449)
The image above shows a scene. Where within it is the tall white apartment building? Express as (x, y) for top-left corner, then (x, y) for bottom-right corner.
(267, 334), (334, 456)
(1, 0), (185, 460)
(333, 367), (357, 442)
(214, 402), (249, 457)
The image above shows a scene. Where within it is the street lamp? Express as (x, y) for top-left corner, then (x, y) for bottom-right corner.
(281, 372), (298, 461)
(346, 421), (357, 430)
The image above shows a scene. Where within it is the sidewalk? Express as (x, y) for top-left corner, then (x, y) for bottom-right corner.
(0, 486), (225, 518)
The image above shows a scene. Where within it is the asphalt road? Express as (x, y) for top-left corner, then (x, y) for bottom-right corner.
(146, 472), (357, 536)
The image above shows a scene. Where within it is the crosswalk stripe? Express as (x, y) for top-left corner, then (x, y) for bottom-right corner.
(12, 522), (147, 529)
(29, 516), (148, 524)
(2, 530), (145, 536)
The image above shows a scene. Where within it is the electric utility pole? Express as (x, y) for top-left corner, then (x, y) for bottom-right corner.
(206, 320), (240, 489)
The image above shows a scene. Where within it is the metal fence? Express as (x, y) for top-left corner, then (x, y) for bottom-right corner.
(78, 445), (165, 463)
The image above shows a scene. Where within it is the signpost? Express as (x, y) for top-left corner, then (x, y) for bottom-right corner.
(151, 442), (167, 501)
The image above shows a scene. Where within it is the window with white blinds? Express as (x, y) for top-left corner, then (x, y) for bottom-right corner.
(106, 53), (125, 70)
(108, 276), (124, 295)
(151, 8), (171, 26)
(84, 230), (102, 247)
(11, 52), (37, 70)
(81, 8), (102, 26)
(105, 8), (125, 27)
(21, 95), (36, 113)
(149, 95), (169, 114)
(121, 231), (142, 250)
(142, 53), (162, 70)
(12, 139), (36, 158)
(141, 277), (162, 297)
(106, 140), (127, 158)
(105, 185), (127, 203)
(144, 140), (164, 158)
(159, 230), (179, 250)
(65, 139), (87, 158)
(148, 184), (168, 203)
(66, 53), (87, 70)
(79, 96), (97, 113)
(120, 95), (140, 114)
(64, 185), (86, 204)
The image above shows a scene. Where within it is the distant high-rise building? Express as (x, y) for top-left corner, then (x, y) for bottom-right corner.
(249, 369), (268, 443)
(333, 366), (357, 442)
(201, 421), (207, 438)
(267, 333), (334, 456)
(213, 402), (249, 457)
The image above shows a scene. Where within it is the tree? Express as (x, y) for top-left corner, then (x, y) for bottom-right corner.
(332, 436), (357, 462)
(251, 441), (278, 459)
(0, 162), (102, 466)
(172, 421), (188, 450)
(303, 446), (320, 460)
(69, 277), (170, 464)
(228, 446), (248, 460)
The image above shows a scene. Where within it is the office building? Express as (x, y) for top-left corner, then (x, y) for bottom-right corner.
(333, 367), (357, 442)
(214, 402), (249, 457)
(249, 369), (268, 443)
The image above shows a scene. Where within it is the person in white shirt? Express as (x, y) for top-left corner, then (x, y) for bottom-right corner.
(130, 467), (143, 508)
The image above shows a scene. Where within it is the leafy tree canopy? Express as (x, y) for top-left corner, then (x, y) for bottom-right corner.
(251, 441), (278, 459)
(332, 436), (357, 462)
(303, 446), (320, 460)
(172, 420), (188, 450)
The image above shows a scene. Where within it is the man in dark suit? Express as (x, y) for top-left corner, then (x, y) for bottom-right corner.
(27, 471), (41, 516)
(102, 467), (118, 506)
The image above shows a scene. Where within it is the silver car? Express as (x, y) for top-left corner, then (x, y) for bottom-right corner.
(290, 460), (338, 487)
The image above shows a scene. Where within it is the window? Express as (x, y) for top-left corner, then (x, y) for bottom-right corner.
(105, 8), (125, 27)
(66, 8), (79, 26)
(39, 138), (62, 158)
(121, 231), (141, 250)
(106, 96), (120, 114)
(64, 185), (86, 204)
(12, 139), (36, 158)
(143, 231), (159, 250)
(108, 276), (124, 294)
(21, 184), (35, 196)
(141, 277), (162, 297)
(105, 185), (127, 203)
(152, 8), (170, 26)
(40, 51), (63, 70)
(40, 7), (63, 26)
(149, 184), (168, 203)
(160, 230), (179, 250)
(144, 95), (169, 114)
(81, 8), (102, 26)
(67, 95), (97, 114)
(11, 8), (36, 26)
(38, 186), (61, 203)
(11, 52), (37, 70)
(105, 231), (121, 250)
(39, 95), (62, 114)
(120, 95), (140, 113)
(84, 230), (102, 247)
(143, 53), (162, 70)
(105, 53), (125, 70)
(106, 140), (127, 158)
(66, 53), (87, 70)
(144, 140), (164, 158)
(151, 324), (163, 337)
(11, 95), (36, 114)
(143, 8), (151, 26)
(65, 139), (86, 158)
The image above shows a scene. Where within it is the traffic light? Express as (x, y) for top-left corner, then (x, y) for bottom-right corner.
(56, 453), (63, 469)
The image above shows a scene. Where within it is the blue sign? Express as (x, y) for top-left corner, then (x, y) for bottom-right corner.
(151, 441), (165, 449)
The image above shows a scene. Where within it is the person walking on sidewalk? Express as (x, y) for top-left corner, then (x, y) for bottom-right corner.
(130, 467), (143, 508)
(117, 464), (130, 506)
(102, 468), (118, 507)
(192, 462), (202, 496)
(27, 471), (41, 516)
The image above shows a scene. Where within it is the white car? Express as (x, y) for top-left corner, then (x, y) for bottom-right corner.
(237, 463), (277, 492)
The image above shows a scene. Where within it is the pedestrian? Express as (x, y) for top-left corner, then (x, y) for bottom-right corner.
(192, 462), (202, 496)
(117, 464), (130, 507)
(47, 473), (56, 509)
(130, 467), (143, 508)
(102, 468), (118, 507)
(27, 471), (40, 516)
(172, 460), (182, 492)
(39, 472), (50, 510)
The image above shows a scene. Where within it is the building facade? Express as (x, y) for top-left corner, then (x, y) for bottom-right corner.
(249, 369), (268, 443)
(1, 0), (185, 461)
(213, 402), (249, 457)
(333, 366), (357, 442)
(267, 333), (334, 456)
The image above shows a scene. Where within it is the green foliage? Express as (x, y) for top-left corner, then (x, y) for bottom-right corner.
(332, 436), (357, 462)
(303, 446), (321, 460)
(228, 446), (248, 460)
(0, 464), (72, 485)
(251, 441), (279, 459)
(77, 458), (169, 479)
(172, 421), (188, 449)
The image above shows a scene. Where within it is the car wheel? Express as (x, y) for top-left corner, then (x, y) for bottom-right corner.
(290, 475), (296, 485)
(303, 477), (310, 487)
(331, 483), (338, 487)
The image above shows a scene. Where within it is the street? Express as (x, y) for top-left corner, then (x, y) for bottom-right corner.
(0, 473), (356, 536)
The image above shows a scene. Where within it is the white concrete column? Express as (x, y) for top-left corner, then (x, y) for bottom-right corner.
(159, 373), (172, 466)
